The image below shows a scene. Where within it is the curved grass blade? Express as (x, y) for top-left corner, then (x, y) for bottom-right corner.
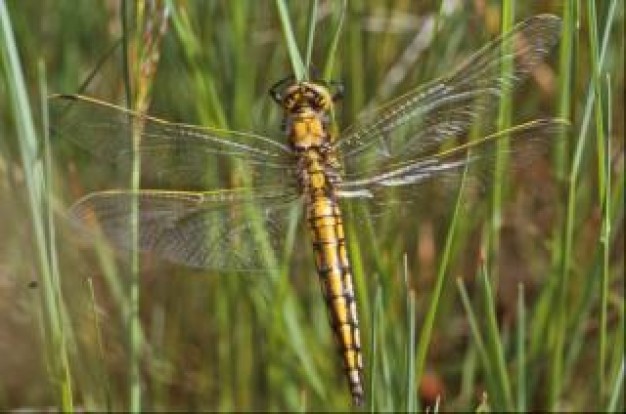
(276, 0), (306, 80)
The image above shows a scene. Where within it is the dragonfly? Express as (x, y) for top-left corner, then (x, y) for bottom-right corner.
(51, 15), (565, 406)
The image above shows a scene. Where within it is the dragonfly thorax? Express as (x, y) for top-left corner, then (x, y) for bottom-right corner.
(280, 82), (334, 151)
(286, 109), (332, 150)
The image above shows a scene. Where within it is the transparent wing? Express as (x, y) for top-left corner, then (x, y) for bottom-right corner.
(337, 119), (568, 214)
(334, 14), (562, 173)
(69, 188), (301, 271)
(50, 94), (295, 190)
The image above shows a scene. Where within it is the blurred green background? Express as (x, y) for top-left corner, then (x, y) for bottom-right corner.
(0, 0), (623, 411)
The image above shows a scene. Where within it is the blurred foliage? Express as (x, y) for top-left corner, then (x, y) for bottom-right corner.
(0, 0), (623, 411)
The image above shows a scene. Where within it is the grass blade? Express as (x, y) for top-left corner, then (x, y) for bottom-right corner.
(478, 260), (513, 410)
(516, 284), (527, 412)
(0, 1), (74, 410)
(415, 157), (470, 401)
(456, 278), (492, 394)
(404, 287), (416, 412)
(323, 0), (346, 80)
(304, 0), (318, 72)
(489, 0), (515, 268)
(275, 0), (306, 80)
(607, 360), (624, 412)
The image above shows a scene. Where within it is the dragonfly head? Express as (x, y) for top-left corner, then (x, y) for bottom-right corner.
(270, 77), (343, 114)
(284, 82), (333, 114)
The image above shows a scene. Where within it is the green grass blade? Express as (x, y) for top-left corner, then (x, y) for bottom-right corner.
(368, 285), (382, 411)
(415, 158), (469, 399)
(489, 0), (515, 268)
(555, 0), (576, 179)
(39, 60), (75, 411)
(275, 0), (306, 80)
(0, 2), (74, 410)
(88, 277), (112, 410)
(516, 284), (527, 412)
(304, 0), (318, 72)
(322, 0), (346, 80)
(586, 0), (611, 401)
(404, 287), (416, 412)
(607, 360), (624, 412)
(479, 261), (513, 410)
(121, 2), (142, 409)
(456, 278), (492, 391)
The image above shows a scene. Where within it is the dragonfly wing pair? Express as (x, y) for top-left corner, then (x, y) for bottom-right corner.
(51, 95), (301, 271)
(69, 189), (299, 271)
(51, 14), (568, 406)
(51, 14), (566, 272)
(336, 15), (564, 202)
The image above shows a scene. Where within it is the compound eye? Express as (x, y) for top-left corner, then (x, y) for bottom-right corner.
(314, 95), (328, 110)
(306, 95), (319, 108)
(303, 87), (328, 110)
(270, 89), (282, 104)
(283, 94), (297, 111)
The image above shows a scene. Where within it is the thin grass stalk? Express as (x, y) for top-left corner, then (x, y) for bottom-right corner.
(585, 0), (610, 399)
(533, 2), (577, 365)
(478, 260), (513, 410)
(346, 0), (365, 116)
(598, 72), (612, 402)
(414, 159), (469, 397)
(459, 343), (478, 406)
(368, 286), (382, 411)
(119, 2), (142, 410)
(88, 277), (112, 410)
(322, 0), (346, 80)
(543, 1), (575, 367)
(40, 63), (62, 320)
(40, 62), (75, 412)
(489, 0), (514, 274)
(606, 360), (625, 412)
(276, 0), (306, 80)
(304, 0), (318, 72)
(376, 276), (393, 411)
(282, 295), (326, 401)
(555, 0), (576, 180)
(231, 7), (247, 406)
(516, 284), (526, 412)
(228, 5), (255, 406)
(121, 2), (170, 410)
(40, 62), (74, 413)
(456, 278), (493, 395)
(605, 173), (624, 403)
(0, 3), (74, 410)
(587, 2), (608, 202)
(404, 288), (416, 412)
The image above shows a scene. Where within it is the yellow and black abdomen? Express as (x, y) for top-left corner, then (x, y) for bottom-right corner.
(304, 154), (365, 406)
